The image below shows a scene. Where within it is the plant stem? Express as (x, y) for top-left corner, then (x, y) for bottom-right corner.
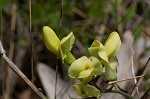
(104, 89), (135, 99)
(0, 41), (47, 99)
(88, 76), (134, 99)
(89, 80), (102, 92)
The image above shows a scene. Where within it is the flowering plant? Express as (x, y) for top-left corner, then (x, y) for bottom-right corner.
(43, 26), (121, 98)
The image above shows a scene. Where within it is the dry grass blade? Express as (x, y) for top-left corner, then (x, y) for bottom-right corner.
(0, 41), (47, 99)
(29, 0), (34, 83)
(55, 0), (63, 99)
(131, 57), (150, 96)
(141, 87), (150, 99)
(109, 75), (144, 85)
(4, 3), (16, 99)
(131, 38), (140, 98)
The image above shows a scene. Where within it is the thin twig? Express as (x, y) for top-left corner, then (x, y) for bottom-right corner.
(4, 3), (16, 99)
(29, 0), (34, 83)
(131, 57), (150, 96)
(142, 30), (150, 38)
(0, 41), (47, 99)
(0, 1), (5, 97)
(109, 75), (144, 85)
(141, 87), (150, 99)
(55, 0), (63, 99)
(104, 89), (134, 99)
(72, 7), (88, 19)
(0, 0), (3, 40)
(131, 38), (140, 98)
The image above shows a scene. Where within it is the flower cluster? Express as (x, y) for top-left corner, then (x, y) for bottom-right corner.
(43, 26), (121, 99)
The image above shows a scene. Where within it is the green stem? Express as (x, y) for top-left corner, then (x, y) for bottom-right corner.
(89, 79), (134, 99)
(89, 81), (102, 92)
(104, 89), (135, 99)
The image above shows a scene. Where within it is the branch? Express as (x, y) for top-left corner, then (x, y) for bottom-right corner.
(109, 75), (144, 85)
(0, 41), (47, 99)
(131, 38), (140, 98)
(104, 89), (135, 99)
(131, 57), (150, 96)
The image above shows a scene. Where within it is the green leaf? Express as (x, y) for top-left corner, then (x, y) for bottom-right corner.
(133, 25), (143, 41)
(60, 32), (75, 63)
(105, 66), (117, 81)
(16, 37), (27, 47)
(120, 4), (136, 26)
(64, 50), (75, 64)
(73, 84), (100, 98)
(43, 26), (60, 55)
(73, 84), (83, 97)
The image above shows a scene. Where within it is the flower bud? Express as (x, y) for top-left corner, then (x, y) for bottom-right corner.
(104, 32), (121, 58)
(43, 26), (60, 55)
(68, 56), (103, 83)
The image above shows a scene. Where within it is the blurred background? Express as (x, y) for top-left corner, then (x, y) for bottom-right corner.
(0, 0), (150, 99)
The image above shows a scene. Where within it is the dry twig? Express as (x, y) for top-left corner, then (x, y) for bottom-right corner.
(109, 75), (144, 85)
(4, 3), (16, 99)
(131, 57), (150, 96)
(131, 38), (140, 98)
(0, 41), (47, 99)
(29, 0), (34, 83)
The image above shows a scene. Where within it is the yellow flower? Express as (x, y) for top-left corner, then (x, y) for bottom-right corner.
(43, 26), (60, 56)
(68, 56), (103, 83)
(104, 32), (121, 58)
(43, 26), (75, 64)
(88, 40), (109, 66)
(88, 32), (121, 81)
